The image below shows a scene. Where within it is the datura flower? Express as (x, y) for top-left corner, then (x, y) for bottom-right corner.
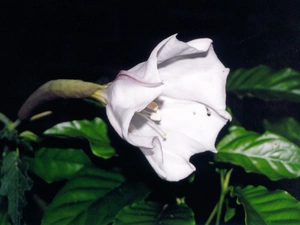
(18, 34), (231, 182)
(98, 34), (231, 181)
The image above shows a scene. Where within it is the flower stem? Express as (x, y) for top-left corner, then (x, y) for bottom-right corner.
(216, 190), (226, 225)
(0, 112), (12, 128)
(205, 202), (219, 225)
(205, 169), (233, 225)
(13, 118), (21, 129)
(0, 112), (19, 130)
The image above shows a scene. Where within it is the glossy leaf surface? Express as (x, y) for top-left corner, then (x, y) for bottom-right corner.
(232, 185), (300, 225)
(215, 126), (300, 180)
(264, 117), (300, 146)
(113, 201), (195, 225)
(43, 117), (117, 159)
(224, 198), (236, 222)
(227, 65), (300, 101)
(41, 167), (150, 225)
(24, 148), (92, 183)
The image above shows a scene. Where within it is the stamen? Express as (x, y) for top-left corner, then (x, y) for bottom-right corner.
(150, 109), (162, 121)
(138, 110), (161, 122)
(135, 112), (167, 138)
(141, 101), (162, 121)
(146, 101), (158, 111)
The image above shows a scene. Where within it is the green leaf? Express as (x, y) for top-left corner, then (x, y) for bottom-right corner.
(24, 148), (92, 183)
(224, 198), (236, 222)
(215, 126), (300, 180)
(226, 107), (241, 126)
(0, 199), (11, 225)
(0, 151), (32, 225)
(44, 117), (117, 159)
(227, 65), (300, 101)
(0, 210), (11, 225)
(264, 117), (300, 146)
(0, 112), (14, 130)
(0, 127), (18, 145)
(231, 185), (300, 225)
(19, 130), (39, 142)
(113, 201), (195, 225)
(41, 167), (150, 225)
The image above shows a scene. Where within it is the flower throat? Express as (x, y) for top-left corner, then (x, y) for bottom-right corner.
(135, 101), (167, 138)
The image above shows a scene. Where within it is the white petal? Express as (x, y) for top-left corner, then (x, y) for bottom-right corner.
(129, 96), (228, 181)
(104, 35), (231, 182)
(127, 111), (165, 148)
(187, 38), (212, 51)
(126, 35), (177, 84)
(126, 34), (206, 84)
(105, 77), (164, 142)
(140, 131), (202, 181)
(157, 96), (228, 150)
(158, 41), (230, 119)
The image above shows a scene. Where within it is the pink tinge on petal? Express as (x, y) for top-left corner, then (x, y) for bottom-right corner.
(116, 71), (164, 87)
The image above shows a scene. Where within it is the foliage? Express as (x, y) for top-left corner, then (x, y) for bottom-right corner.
(23, 148), (92, 183)
(215, 126), (300, 180)
(263, 117), (300, 146)
(1, 65), (300, 225)
(41, 167), (150, 225)
(0, 151), (32, 225)
(43, 118), (117, 159)
(231, 185), (300, 224)
(226, 65), (300, 101)
(114, 201), (195, 225)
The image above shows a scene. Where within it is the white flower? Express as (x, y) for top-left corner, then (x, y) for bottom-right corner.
(103, 34), (231, 181)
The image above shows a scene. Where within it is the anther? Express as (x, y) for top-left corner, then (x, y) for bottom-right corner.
(135, 111), (166, 138)
(147, 102), (158, 111)
(150, 109), (162, 121)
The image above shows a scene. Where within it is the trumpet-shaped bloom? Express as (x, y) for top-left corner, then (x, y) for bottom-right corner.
(104, 34), (231, 181)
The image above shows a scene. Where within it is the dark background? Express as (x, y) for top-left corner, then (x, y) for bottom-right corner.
(1, 0), (300, 120)
(1, 1), (300, 224)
